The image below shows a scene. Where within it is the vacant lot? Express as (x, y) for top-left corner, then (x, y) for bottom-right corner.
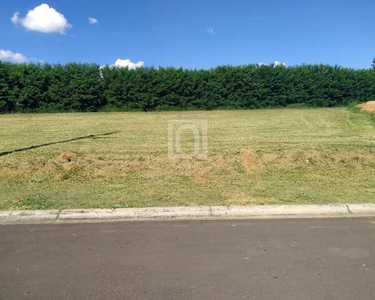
(1, 108), (375, 210)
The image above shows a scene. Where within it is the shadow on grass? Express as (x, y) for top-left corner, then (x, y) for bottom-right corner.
(0, 131), (120, 157)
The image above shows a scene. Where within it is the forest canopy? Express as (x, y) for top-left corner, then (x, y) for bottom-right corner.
(1, 62), (375, 113)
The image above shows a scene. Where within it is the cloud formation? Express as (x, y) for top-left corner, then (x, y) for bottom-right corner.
(112, 59), (144, 69)
(273, 61), (287, 67)
(11, 12), (19, 24)
(258, 61), (288, 67)
(88, 17), (98, 25)
(206, 28), (216, 35)
(0, 49), (27, 63)
(11, 3), (71, 34)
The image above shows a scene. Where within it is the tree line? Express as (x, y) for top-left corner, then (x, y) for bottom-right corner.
(1, 61), (375, 113)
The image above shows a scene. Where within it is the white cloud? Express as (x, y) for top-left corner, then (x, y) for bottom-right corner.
(11, 3), (72, 34)
(112, 59), (144, 69)
(273, 61), (287, 67)
(258, 61), (288, 67)
(0, 49), (27, 63)
(88, 17), (98, 25)
(206, 28), (216, 35)
(11, 12), (19, 24)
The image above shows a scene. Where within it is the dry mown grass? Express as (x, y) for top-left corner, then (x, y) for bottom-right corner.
(1, 108), (375, 209)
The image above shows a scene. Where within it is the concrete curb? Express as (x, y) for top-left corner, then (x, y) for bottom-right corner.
(1, 204), (375, 225)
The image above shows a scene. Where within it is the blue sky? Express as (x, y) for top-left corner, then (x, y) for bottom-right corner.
(0, 0), (374, 69)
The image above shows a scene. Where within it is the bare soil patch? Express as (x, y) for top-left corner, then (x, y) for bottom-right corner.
(58, 152), (77, 163)
(359, 101), (375, 113)
(240, 148), (260, 172)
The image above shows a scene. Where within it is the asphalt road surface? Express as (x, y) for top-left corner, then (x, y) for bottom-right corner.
(1, 218), (375, 300)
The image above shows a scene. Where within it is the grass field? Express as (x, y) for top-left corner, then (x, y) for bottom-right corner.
(1, 108), (375, 210)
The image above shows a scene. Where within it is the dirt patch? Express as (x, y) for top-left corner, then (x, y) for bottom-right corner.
(2, 149), (375, 184)
(359, 101), (375, 113)
(58, 152), (77, 163)
(192, 169), (209, 182)
(240, 148), (259, 172)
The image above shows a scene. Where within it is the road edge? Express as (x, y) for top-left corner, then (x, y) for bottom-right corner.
(1, 204), (375, 225)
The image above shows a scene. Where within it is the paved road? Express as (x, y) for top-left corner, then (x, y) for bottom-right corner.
(1, 218), (375, 300)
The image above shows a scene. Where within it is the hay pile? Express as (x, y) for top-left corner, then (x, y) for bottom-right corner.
(359, 101), (375, 113)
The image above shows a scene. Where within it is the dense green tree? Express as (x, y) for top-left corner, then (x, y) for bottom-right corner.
(0, 62), (10, 112)
(0, 62), (375, 113)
